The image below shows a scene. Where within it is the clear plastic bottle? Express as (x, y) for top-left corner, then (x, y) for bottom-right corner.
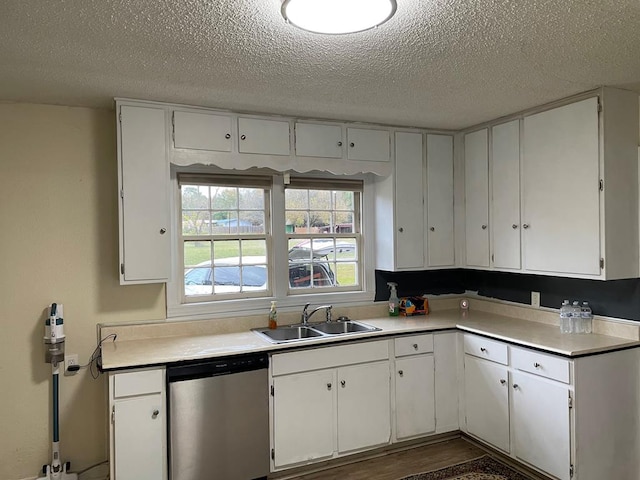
(571, 301), (582, 333)
(581, 301), (593, 334)
(559, 300), (571, 333)
(387, 282), (400, 317)
(268, 301), (278, 330)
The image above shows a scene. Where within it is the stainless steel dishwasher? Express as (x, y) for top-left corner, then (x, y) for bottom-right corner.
(167, 353), (269, 480)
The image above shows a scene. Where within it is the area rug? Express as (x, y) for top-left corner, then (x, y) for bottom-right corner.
(398, 455), (533, 480)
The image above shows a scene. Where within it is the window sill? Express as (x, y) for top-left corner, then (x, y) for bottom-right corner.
(166, 290), (375, 321)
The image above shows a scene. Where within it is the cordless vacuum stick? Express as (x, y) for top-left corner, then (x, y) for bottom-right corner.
(39, 303), (77, 480)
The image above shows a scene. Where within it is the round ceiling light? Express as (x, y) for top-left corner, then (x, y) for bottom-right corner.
(281, 0), (397, 35)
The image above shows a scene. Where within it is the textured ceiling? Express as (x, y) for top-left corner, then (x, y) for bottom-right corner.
(0, 0), (639, 130)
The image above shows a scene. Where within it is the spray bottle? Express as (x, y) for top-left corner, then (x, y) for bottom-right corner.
(387, 282), (400, 317)
(268, 301), (278, 329)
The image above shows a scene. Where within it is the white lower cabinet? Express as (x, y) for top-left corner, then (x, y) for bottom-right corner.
(394, 334), (436, 440)
(464, 355), (510, 453)
(272, 369), (335, 468)
(270, 340), (391, 470)
(511, 371), (570, 480)
(108, 368), (166, 480)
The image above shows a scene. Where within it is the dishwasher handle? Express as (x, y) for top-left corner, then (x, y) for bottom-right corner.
(168, 353), (268, 382)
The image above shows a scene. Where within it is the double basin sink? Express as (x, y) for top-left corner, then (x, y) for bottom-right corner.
(254, 319), (380, 344)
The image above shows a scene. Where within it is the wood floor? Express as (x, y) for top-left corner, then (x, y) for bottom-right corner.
(284, 437), (486, 480)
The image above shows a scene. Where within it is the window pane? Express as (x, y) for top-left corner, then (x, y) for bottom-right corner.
(313, 262), (336, 287)
(211, 186), (237, 209)
(288, 263), (313, 289)
(214, 240), (240, 263)
(241, 240), (267, 262)
(184, 241), (211, 267)
(182, 185), (210, 210)
(336, 262), (357, 286)
(239, 211), (265, 234)
(285, 211), (308, 232)
(309, 189), (331, 210)
(334, 191), (354, 211)
(285, 188), (308, 209)
(336, 238), (357, 261)
(309, 211), (331, 233)
(212, 212), (239, 234)
(182, 211), (211, 235)
(242, 266), (268, 290)
(213, 267), (241, 294)
(334, 212), (354, 233)
(239, 188), (264, 210)
(184, 267), (213, 295)
(288, 238), (312, 261)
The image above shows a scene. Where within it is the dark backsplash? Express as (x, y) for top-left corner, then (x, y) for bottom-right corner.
(375, 269), (640, 322)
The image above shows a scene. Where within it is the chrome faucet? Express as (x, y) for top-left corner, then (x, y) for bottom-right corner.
(301, 303), (333, 325)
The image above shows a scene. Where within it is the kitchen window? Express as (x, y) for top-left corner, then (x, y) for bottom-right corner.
(169, 170), (373, 319)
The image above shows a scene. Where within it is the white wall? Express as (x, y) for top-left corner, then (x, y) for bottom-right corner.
(0, 103), (165, 480)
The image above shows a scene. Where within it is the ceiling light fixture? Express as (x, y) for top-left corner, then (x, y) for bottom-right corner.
(281, 0), (397, 35)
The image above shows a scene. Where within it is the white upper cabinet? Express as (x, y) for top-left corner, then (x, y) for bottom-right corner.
(347, 128), (390, 162)
(117, 103), (170, 284)
(238, 117), (291, 155)
(426, 134), (455, 267)
(522, 98), (601, 275)
(491, 120), (521, 270)
(173, 111), (233, 152)
(395, 132), (425, 269)
(295, 122), (343, 158)
(464, 129), (490, 267)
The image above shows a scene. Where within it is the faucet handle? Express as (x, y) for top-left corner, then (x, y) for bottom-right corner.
(326, 306), (333, 322)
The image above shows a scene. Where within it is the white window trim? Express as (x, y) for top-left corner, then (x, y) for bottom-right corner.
(166, 168), (376, 320)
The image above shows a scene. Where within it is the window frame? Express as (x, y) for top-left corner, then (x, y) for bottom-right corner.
(166, 167), (376, 320)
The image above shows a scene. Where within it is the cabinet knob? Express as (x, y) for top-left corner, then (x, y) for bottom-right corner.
(349, 142), (355, 148)
(413, 343), (418, 350)
(513, 384), (519, 390)
(398, 227), (404, 233)
(429, 226), (435, 232)
(534, 362), (541, 368)
(523, 224), (530, 229)
(340, 380), (346, 388)
(398, 370), (404, 377)
(481, 224), (487, 230)
(152, 409), (159, 419)
(337, 141), (343, 147)
(500, 379), (506, 385)
(512, 224), (518, 229)
(240, 134), (246, 140)
(480, 347), (487, 353)
(159, 228), (167, 234)
(327, 383), (332, 390)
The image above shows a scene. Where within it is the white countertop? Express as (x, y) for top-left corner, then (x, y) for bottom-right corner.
(100, 308), (640, 370)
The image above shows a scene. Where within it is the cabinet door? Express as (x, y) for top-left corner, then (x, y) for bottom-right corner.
(511, 371), (571, 480)
(395, 355), (435, 440)
(118, 105), (170, 283)
(295, 123), (343, 158)
(434, 332), (459, 433)
(395, 132), (425, 269)
(522, 98), (600, 275)
(464, 355), (509, 452)
(347, 128), (390, 162)
(113, 395), (165, 480)
(173, 111), (233, 152)
(491, 120), (521, 269)
(464, 129), (490, 267)
(426, 134), (455, 267)
(238, 117), (290, 155)
(272, 370), (335, 468)
(337, 362), (391, 453)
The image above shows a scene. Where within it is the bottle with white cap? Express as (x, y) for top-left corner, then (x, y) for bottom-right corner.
(559, 300), (571, 333)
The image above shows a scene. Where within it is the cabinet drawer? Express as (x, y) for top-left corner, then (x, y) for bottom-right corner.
(395, 334), (434, 357)
(511, 347), (570, 384)
(272, 340), (389, 376)
(113, 369), (164, 398)
(463, 334), (508, 365)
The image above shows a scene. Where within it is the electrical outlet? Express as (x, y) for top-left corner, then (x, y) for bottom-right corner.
(531, 291), (541, 308)
(65, 354), (79, 376)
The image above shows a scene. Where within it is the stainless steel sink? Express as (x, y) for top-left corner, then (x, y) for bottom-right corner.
(311, 320), (378, 335)
(253, 320), (380, 344)
(255, 326), (324, 343)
